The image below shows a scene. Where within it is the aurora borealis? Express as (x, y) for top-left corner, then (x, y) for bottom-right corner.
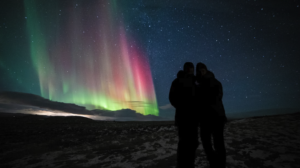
(1, 0), (300, 118)
(23, 0), (158, 115)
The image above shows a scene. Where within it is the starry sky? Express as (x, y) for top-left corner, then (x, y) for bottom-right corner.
(1, 0), (300, 116)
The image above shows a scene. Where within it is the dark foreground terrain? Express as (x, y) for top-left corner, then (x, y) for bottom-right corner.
(1, 112), (300, 168)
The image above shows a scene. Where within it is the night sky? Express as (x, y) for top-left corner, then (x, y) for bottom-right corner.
(1, 0), (300, 116)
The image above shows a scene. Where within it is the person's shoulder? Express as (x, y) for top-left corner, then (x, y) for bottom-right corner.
(171, 70), (185, 85)
(206, 71), (215, 78)
(212, 78), (222, 88)
(177, 70), (185, 78)
(206, 71), (222, 86)
(212, 76), (221, 84)
(171, 77), (180, 86)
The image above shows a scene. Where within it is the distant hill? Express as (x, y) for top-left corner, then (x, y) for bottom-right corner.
(158, 106), (300, 121)
(226, 108), (300, 119)
(0, 91), (164, 121)
(91, 108), (163, 121)
(0, 91), (88, 114)
(158, 108), (175, 120)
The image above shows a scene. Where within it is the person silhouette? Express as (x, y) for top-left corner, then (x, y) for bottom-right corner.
(169, 62), (198, 168)
(195, 62), (227, 168)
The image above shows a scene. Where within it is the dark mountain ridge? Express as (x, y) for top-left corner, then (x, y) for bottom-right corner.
(0, 91), (86, 114)
(0, 91), (163, 120)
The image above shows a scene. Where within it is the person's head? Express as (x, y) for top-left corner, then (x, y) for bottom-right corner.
(183, 62), (194, 75)
(196, 62), (208, 76)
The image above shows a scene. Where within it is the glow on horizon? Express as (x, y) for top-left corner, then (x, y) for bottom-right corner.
(24, 0), (159, 116)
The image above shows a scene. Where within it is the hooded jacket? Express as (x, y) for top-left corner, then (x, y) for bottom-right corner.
(169, 70), (197, 125)
(196, 71), (226, 120)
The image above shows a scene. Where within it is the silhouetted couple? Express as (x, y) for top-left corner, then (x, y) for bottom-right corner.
(169, 62), (227, 168)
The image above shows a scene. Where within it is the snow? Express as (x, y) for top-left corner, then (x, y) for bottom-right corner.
(1, 112), (300, 168)
(250, 150), (271, 159)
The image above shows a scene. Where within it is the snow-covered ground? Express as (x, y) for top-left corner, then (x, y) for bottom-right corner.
(1, 112), (299, 168)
